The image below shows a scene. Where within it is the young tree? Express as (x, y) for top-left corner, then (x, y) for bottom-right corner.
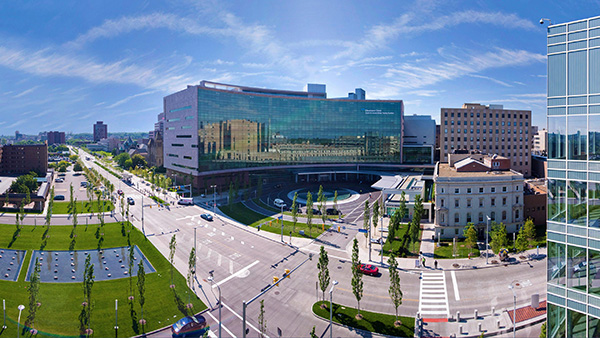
(187, 247), (196, 306)
(310, 326), (318, 338)
(363, 200), (370, 243)
(490, 222), (508, 254)
(388, 209), (400, 241)
(522, 218), (536, 245)
(317, 185), (326, 223)
(333, 190), (338, 216)
(410, 195), (423, 252)
(138, 260), (146, 327)
(169, 234), (177, 287)
(398, 191), (407, 221)
(515, 228), (529, 253)
(72, 198), (78, 229)
(128, 245), (135, 300)
(120, 196), (125, 224)
(258, 299), (267, 338)
(27, 257), (41, 330)
(306, 191), (313, 237)
(82, 254), (95, 334)
(19, 197), (26, 228)
(372, 200), (380, 237)
(317, 246), (330, 301)
(464, 223), (478, 254)
(351, 238), (364, 317)
(388, 252), (403, 326)
(69, 183), (74, 213)
(291, 192), (298, 233)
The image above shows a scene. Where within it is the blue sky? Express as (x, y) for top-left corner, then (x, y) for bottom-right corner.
(0, 1), (597, 135)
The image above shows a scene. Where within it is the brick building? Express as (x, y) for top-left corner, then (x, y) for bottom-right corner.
(93, 121), (108, 142)
(46, 131), (65, 145)
(0, 143), (48, 175)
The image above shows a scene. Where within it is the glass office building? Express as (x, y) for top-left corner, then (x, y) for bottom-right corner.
(547, 16), (600, 338)
(163, 81), (406, 174)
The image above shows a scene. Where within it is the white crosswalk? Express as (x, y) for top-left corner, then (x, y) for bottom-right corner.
(418, 272), (450, 318)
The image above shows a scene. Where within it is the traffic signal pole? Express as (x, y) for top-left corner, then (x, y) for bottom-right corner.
(242, 253), (312, 338)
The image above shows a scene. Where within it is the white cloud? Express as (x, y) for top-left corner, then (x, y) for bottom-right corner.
(467, 74), (512, 87)
(13, 85), (41, 98)
(106, 90), (159, 109)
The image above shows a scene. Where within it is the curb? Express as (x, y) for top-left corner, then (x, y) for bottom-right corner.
(310, 306), (411, 338)
(439, 314), (545, 338)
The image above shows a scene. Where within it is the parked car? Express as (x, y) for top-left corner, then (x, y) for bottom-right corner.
(80, 181), (88, 187)
(127, 197), (135, 205)
(171, 314), (209, 337)
(311, 208), (322, 215)
(357, 263), (379, 276)
(274, 198), (286, 208)
(326, 208), (339, 215)
(201, 214), (213, 222)
(54, 195), (65, 200)
(117, 189), (123, 196)
(55, 178), (64, 183)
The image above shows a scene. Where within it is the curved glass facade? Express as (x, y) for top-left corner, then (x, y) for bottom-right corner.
(195, 88), (403, 172)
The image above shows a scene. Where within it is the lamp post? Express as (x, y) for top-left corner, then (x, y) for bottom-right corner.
(280, 204), (284, 242)
(486, 215), (491, 265)
(2, 299), (6, 329)
(207, 271), (221, 338)
(508, 285), (516, 338)
(211, 185), (217, 214)
(17, 304), (24, 338)
(329, 280), (338, 338)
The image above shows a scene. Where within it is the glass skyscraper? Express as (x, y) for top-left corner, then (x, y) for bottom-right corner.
(547, 16), (600, 338)
(163, 81), (409, 175)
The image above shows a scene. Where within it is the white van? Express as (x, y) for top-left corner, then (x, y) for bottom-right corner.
(178, 197), (194, 205)
(274, 198), (286, 208)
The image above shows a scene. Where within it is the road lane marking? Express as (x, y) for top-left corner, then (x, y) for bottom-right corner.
(205, 310), (235, 337)
(214, 260), (260, 287)
(221, 302), (268, 338)
(419, 272), (450, 318)
(241, 241), (245, 245)
(229, 260), (234, 274)
(217, 254), (222, 267)
(207, 249), (213, 259)
(451, 270), (460, 301)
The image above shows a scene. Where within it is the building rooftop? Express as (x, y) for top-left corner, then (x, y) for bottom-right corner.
(437, 163), (522, 178)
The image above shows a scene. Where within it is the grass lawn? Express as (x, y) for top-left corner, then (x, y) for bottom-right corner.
(255, 199), (342, 219)
(52, 200), (114, 214)
(220, 202), (327, 239)
(381, 223), (422, 257)
(434, 240), (481, 259)
(312, 301), (414, 337)
(150, 195), (167, 205)
(0, 221), (206, 337)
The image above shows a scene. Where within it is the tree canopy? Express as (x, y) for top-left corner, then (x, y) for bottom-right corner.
(9, 173), (38, 194)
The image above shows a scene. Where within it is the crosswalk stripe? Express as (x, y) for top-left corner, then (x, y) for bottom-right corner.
(419, 271), (450, 318)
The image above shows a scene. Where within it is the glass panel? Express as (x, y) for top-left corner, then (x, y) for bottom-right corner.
(548, 179), (567, 222)
(589, 315), (600, 338)
(592, 38), (600, 47)
(567, 309), (587, 338)
(569, 31), (587, 41)
(591, 49), (600, 94)
(549, 116), (566, 159)
(568, 115), (587, 160)
(592, 28), (600, 38)
(568, 180), (587, 226)
(549, 34), (567, 44)
(569, 21), (587, 31)
(549, 25), (566, 35)
(591, 116), (600, 161)
(550, 44), (567, 53)
(569, 51), (587, 95)
(548, 303), (566, 338)
(589, 249), (600, 296)
(589, 183), (600, 228)
(569, 41), (587, 50)
(569, 106), (587, 115)
(569, 96), (587, 105)
(567, 245), (587, 291)
(549, 97), (567, 106)
(549, 53), (567, 97)
(549, 241), (566, 286)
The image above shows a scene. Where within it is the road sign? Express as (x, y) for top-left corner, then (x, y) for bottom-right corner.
(358, 229), (367, 233)
(278, 216), (283, 220)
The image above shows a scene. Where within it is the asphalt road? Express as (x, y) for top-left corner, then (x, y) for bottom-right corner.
(74, 148), (547, 338)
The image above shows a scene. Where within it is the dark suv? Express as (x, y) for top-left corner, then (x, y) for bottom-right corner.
(326, 208), (339, 215)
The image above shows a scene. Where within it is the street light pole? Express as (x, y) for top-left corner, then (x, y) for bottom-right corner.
(486, 215), (490, 265)
(208, 271), (221, 338)
(329, 280), (338, 338)
(141, 195), (145, 236)
(211, 185), (217, 215)
(280, 204), (284, 242)
(17, 304), (24, 338)
(509, 285), (516, 338)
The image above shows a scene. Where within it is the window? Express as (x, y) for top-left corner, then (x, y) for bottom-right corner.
(479, 213), (484, 222)
(172, 143), (184, 147)
(467, 188), (472, 194)
(479, 198), (484, 207)
(440, 198), (445, 207)
(491, 187), (496, 193)
(479, 187), (484, 193)
(491, 198), (496, 206)
(467, 199), (471, 208)
(515, 210), (520, 220)
(455, 188), (460, 194)
(502, 210), (507, 220)
(516, 196), (519, 204)
(455, 199), (460, 208)
(441, 188), (445, 193)
(455, 229), (459, 235)
(176, 135), (192, 138)
(454, 213), (460, 223)
(183, 156), (192, 159)
(491, 212), (496, 221)
(467, 213), (472, 223)
(502, 197), (507, 206)
(503, 186), (507, 192)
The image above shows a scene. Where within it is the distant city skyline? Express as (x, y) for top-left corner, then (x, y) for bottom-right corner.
(0, 1), (597, 134)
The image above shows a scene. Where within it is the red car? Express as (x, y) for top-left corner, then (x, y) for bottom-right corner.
(357, 264), (379, 276)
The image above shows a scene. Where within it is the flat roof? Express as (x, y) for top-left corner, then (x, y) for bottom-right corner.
(437, 163), (522, 178)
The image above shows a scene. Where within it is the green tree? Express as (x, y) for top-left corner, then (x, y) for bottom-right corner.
(291, 192), (298, 233)
(318, 246), (330, 301)
(69, 183), (74, 213)
(73, 162), (83, 172)
(490, 222), (508, 254)
(540, 322), (546, 338)
(522, 218), (536, 244)
(306, 191), (313, 237)
(69, 154), (79, 162)
(131, 154), (147, 168)
(72, 198), (78, 229)
(137, 260), (146, 329)
(410, 195), (423, 252)
(169, 234), (177, 287)
(388, 209), (400, 241)
(26, 257), (41, 329)
(123, 158), (133, 170)
(258, 299), (267, 338)
(317, 185), (326, 223)
(398, 191), (407, 221)
(187, 247), (196, 305)
(4, 190), (9, 208)
(310, 326), (318, 338)
(515, 229), (529, 253)
(46, 187), (54, 228)
(82, 254), (95, 334)
(372, 200), (380, 237)
(351, 238), (364, 316)
(9, 174), (38, 194)
(333, 190), (338, 216)
(464, 223), (477, 254)
(388, 251), (403, 325)
(128, 245), (135, 299)
(363, 200), (370, 243)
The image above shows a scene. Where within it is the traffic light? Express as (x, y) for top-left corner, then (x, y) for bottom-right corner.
(284, 269), (290, 279)
(273, 276), (279, 286)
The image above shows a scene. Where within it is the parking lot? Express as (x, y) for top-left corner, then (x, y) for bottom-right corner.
(52, 169), (90, 201)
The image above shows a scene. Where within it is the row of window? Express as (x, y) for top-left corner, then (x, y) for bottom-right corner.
(444, 120), (528, 127)
(166, 126), (193, 130)
(439, 195), (520, 208)
(443, 112), (529, 119)
(443, 124), (530, 135)
(445, 138), (528, 149)
(440, 210), (520, 224)
(440, 186), (520, 194)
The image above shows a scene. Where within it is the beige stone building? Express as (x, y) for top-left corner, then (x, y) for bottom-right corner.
(440, 103), (532, 176)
